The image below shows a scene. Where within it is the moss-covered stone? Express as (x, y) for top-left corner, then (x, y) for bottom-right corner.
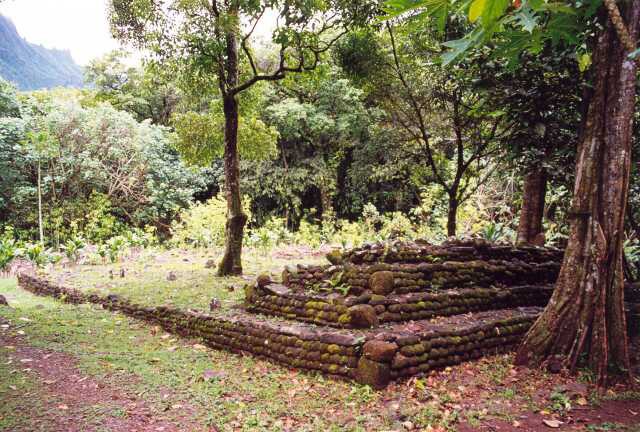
(369, 271), (395, 295)
(355, 357), (390, 389)
(363, 340), (398, 363)
(326, 249), (344, 265)
(348, 304), (379, 329)
(256, 273), (272, 288)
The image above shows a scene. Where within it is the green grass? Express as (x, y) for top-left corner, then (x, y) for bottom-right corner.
(586, 423), (637, 431)
(47, 247), (324, 311)
(4, 246), (640, 431)
(1, 277), (391, 431)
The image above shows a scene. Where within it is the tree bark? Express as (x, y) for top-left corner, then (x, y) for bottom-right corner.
(447, 193), (458, 237)
(37, 158), (44, 245)
(515, 2), (639, 386)
(319, 185), (334, 222)
(217, 25), (248, 276)
(217, 95), (248, 276)
(516, 166), (547, 246)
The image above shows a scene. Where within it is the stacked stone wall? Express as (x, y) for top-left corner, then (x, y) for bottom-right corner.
(17, 273), (546, 387)
(341, 239), (563, 265)
(246, 284), (553, 328)
(17, 274), (363, 378)
(282, 240), (562, 295)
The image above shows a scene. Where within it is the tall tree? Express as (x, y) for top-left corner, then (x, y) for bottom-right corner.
(478, 50), (582, 245)
(386, 0), (640, 385)
(336, 26), (507, 236)
(516, 2), (640, 384)
(109, 0), (372, 275)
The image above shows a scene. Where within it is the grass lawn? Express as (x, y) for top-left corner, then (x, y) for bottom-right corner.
(45, 246), (326, 311)
(2, 248), (640, 431)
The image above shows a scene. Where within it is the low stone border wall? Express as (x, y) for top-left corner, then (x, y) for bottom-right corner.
(16, 273), (542, 388)
(17, 274), (364, 378)
(246, 284), (553, 328)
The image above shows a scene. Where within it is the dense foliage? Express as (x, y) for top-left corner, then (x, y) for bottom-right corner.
(0, 0), (638, 284)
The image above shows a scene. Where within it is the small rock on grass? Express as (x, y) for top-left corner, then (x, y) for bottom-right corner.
(0, 295), (8, 306)
(167, 271), (177, 281)
(203, 369), (226, 382)
(210, 298), (221, 311)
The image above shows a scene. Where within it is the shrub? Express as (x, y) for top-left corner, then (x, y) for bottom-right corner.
(82, 192), (127, 244)
(379, 211), (416, 240)
(23, 243), (52, 268)
(479, 222), (514, 243)
(105, 236), (127, 263)
(122, 226), (157, 248)
(294, 220), (324, 248)
(171, 195), (251, 248)
(0, 238), (17, 271)
(61, 236), (85, 263)
(247, 217), (293, 253)
(333, 220), (368, 249)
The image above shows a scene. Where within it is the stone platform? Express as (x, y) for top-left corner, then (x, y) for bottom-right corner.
(16, 239), (572, 387)
(17, 273), (540, 388)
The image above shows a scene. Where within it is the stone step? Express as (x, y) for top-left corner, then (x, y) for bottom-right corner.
(18, 273), (542, 388)
(284, 259), (560, 295)
(246, 283), (553, 328)
(338, 238), (563, 265)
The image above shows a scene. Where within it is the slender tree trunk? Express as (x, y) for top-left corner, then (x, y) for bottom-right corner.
(515, 3), (639, 386)
(217, 23), (247, 277)
(447, 192), (458, 237)
(37, 159), (44, 245)
(516, 166), (547, 246)
(217, 95), (247, 276)
(319, 186), (334, 222)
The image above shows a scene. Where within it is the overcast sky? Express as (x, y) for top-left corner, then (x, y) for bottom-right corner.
(0, 1), (279, 67)
(0, 0), (127, 65)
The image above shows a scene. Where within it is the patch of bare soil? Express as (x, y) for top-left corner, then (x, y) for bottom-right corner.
(457, 398), (640, 431)
(0, 334), (209, 432)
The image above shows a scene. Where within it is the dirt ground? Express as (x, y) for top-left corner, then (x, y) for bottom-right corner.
(2, 247), (640, 431)
(1, 333), (208, 432)
(3, 327), (640, 432)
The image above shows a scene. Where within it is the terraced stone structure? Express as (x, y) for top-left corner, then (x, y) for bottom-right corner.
(245, 239), (562, 329)
(18, 239), (567, 388)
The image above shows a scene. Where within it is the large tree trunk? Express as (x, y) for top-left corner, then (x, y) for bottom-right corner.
(217, 95), (248, 276)
(515, 3), (639, 386)
(516, 166), (547, 246)
(447, 192), (458, 237)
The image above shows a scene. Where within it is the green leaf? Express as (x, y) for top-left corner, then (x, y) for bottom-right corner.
(383, 0), (452, 32)
(481, 0), (510, 26)
(382, 0), (430, 18)
(546, 13), (580, 45)
(469, 0), (486, 23)
(441, 27), (485, 65)
(577, 52), (592, 72)
(515, 7), (538, 33)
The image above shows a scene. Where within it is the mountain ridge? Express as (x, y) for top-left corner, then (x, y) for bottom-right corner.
(0, 14), (84, 90)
